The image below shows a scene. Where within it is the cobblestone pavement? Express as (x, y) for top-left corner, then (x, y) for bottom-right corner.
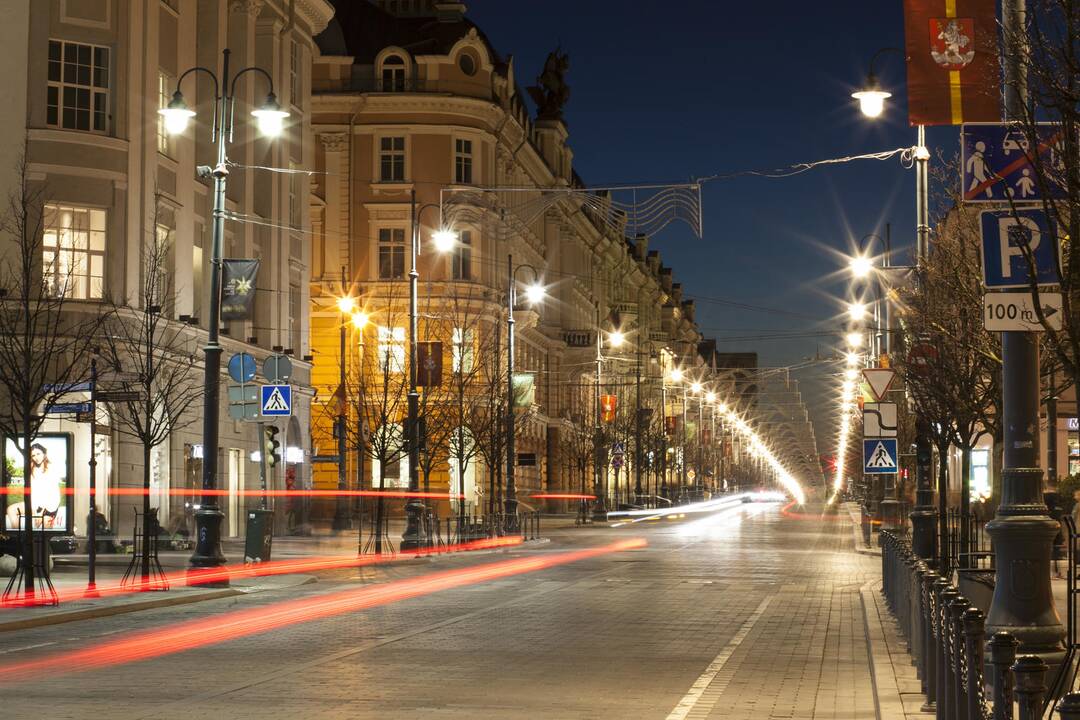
(0, 502), (880, 719)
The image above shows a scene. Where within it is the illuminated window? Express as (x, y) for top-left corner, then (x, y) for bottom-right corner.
(43, 204), (106, 299)
(452, 327), (474, 373)
(377, 326), (405, 373)
(157, 71), (173, 154)
(47, 40), (109, 133)
(452, 229), (472, 280)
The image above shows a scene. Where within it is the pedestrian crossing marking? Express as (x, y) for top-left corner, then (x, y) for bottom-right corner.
(261, 384), (292, 416)
(867, 442), (895, 468)
(863, 438), (898, 474)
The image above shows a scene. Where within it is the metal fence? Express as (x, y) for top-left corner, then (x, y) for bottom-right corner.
(879, 530), (1080, 719)
(946, 508), (994, 571)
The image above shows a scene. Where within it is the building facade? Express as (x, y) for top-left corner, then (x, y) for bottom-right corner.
(0, 0), (333, 542)
(307, 0), (812, 519)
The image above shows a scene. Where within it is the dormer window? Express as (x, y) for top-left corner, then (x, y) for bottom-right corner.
(457, 51), (477, 77)
(381, 55), (407, 92)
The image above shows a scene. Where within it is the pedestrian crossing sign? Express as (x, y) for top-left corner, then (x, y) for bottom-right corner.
(863, 439), (898, 474)
(261, 384), (292, 417)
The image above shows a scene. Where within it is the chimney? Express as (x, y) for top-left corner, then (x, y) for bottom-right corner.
(434, 1), (467, 22)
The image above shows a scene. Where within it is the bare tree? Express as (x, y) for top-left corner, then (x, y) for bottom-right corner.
(893, 197), (1001, 567)
(0, 156), (109, 598)
(99, 202), (202, 585)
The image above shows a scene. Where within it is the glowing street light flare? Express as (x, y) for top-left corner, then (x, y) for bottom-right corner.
(847, 302), (868, 321)
(845, 331), (863, 348)
(524, 283), (545, 305)
(431, 229), (458, 253)
(850, 254), (875, 278)
(608, 330), (625, 347)
(337, 296), (356, 314)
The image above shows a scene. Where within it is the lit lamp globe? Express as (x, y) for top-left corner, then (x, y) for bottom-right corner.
(524, 283), (545, 305)
(351, 311), (369, 329)
(432, 229), (458, 253)
(847, 302), (868, 321)
(705, 391), (717, 404)
(250, 93), (290, 137)
(845, 331), (863, 348)
(850, 255), (875, 279)
(337, 296), (356, 315)
(669, 368), (683, 383)
(159, 91), (197, 135)
(852, 77), (891, 118)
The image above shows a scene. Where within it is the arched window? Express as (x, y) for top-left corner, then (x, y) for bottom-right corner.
(381, 55), (406, 92)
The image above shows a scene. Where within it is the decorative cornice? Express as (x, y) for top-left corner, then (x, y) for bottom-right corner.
(292, 0), (335, 35)
(318, 132), (348, 153)
(229, 0), (265, 17)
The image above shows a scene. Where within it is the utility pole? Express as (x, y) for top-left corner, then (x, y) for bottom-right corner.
(985, 0), (1065, 669)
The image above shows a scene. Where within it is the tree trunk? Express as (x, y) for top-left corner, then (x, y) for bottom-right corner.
(142, 441), (152, 584)
(937, 442), (950, 572)
(21, 429), (34, 596)
(375, 463), (386, 555)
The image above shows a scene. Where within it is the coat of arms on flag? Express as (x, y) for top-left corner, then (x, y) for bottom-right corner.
(929, 17), (975, 70)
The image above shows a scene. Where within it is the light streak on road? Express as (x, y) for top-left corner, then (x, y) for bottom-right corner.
(1, 536), (524, 608)
(0, 538), (646, 681)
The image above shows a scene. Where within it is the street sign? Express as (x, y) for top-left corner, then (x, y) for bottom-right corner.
(263, 354), (293, 384)
(46, 402), (92, 415)
(862, 369), (896, 402)
(228, 403), (260, 421)
(907, 343), (938, 375)
(42, 382), (92, 393)
(261, 384), (292, 416)
(980, 209), (1060, 288)
(863, 402), (898, 438)
(311, 454), (341, 463)
(95, 390), (143, 403)
(864, 439), (899, 474)
(228, 384), (259, 404)
(962, 123), (1065, 202)
(984, 292), (1062, 331)
(228, 352), (258, 384)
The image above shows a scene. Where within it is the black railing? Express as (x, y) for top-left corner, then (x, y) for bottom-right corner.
(880, 530), (1068, 719)
(946, 508), (994, 571)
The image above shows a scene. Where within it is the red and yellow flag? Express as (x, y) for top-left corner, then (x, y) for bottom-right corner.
(903, 0), (999, 125)
(600, 395), (617, 423)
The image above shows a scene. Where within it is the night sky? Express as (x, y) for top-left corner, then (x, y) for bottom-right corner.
(465, 0), (964, 451)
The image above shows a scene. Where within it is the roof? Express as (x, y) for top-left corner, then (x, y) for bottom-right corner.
(315, 0), (503, 65)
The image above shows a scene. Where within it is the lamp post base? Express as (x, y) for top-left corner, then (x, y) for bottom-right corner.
(909, 507), (937, 562)
(188, 504), (227, 587)
(985, 469), (1066, 674)
(400, 499), (426, 551)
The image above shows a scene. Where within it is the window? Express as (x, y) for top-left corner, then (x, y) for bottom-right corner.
(47, 40), (109, 133)
(454, 138), (473, 184)
(377, 227), (405, 279)
(452, 327), (474, 373)
(381, 55), (406, 92)
(458, 52), (477, 77)
(157, 71), (173, 155)
(379, 136), (405, 181)
(452, 229), (472, 280)
(289, 40), (301, 107)
(192, 224), (204, 322)
(377, 326), (405, 373)
(153, 222), (173, 307)
(43, 204), (106, 300)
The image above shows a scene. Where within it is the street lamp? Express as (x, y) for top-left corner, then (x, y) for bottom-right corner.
(506, 259), (544, 526)
(851, 47), (899, 119)
(333, 293), (357, 531)
(401, 195), (448, 550)
(162, 49), (288, 581)
(845, 331), (863, 348)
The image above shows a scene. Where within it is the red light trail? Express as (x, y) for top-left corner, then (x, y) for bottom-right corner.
(0, 537), (646, 681)
(1, 536), (525, 608)
(528, 493), (596, 500)
(0, 488), (462, 499)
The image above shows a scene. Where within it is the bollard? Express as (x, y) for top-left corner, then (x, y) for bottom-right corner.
(949, 595), (971, 720)
(1013, 655), (1049, 720)
(963, 608), (986, 720)
(1058, 692), (1080, 719)
(938, 588), (961, 720)
(913, 562), (927, 680)
(989, 632), (1019, 720)
(922, 569), (939, 710)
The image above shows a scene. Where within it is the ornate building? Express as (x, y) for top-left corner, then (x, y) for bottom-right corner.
(308, 0), (799, 520)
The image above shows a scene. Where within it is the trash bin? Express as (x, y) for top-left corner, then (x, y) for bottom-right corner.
(244, 509), (274, 564)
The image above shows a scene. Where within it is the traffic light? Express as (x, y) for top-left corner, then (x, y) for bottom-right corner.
(264, 425), (281, 467)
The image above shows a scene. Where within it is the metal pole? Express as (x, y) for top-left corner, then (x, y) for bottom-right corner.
(910, 124), (938, 564)
(592, 305), (606, 517)
(85, 358), (98, 597)
(986, 0), (1065, 671)
(333, 302), (349, 530)
(190, 48), (231, 580)
(505, 254), (518, 524)
(402, 189), (423, 549)
(634, 346), (643, 499)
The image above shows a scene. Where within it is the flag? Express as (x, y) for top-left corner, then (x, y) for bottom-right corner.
(416, 341), (443, 387)
(512, 373), (535, 410)
(903, 0), (999, 125)
(600, 395), (617, 423)
(220, 259), (260, 320)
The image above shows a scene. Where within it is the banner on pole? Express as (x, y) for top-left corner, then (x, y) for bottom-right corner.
(903, 0), (999, 125)
(221, 259), (260, 320)
(512, 373), (535, 410)
(600, 395), (617, 423)
(417, 342), (443, 387)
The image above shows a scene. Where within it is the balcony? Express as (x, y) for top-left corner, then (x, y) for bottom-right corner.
(563, 330), (596, 348)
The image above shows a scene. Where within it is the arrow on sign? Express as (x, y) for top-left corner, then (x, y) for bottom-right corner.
(862, 369), (896, 401)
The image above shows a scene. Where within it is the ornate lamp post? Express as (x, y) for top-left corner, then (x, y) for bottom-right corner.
(160, 49), (288, 581)
(505, 259), (544, 527)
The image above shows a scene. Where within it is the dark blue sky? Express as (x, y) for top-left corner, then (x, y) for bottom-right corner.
(466, 1), (962, 449)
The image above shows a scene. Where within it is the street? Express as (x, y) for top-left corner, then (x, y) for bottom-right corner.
(0, 503), (879, 719)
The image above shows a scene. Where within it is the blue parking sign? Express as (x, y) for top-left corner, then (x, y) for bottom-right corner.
(980, 209), (1060, 288)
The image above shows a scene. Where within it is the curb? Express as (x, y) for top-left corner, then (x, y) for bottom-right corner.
(0, 587), (240, 633)
(860, 579), (931, 719)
